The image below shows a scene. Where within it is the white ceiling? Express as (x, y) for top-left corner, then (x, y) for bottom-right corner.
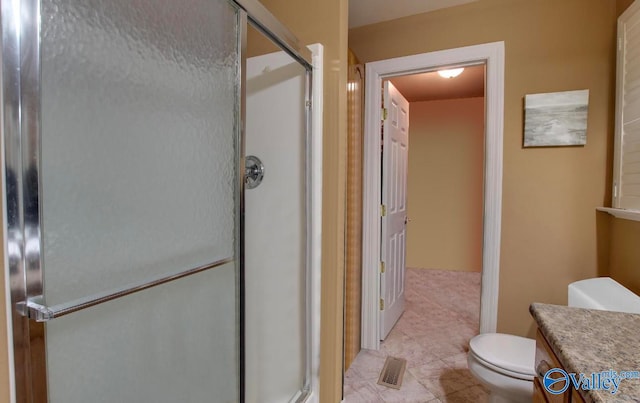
(388, 65), (485, 103)
(349, 0), (479, 29)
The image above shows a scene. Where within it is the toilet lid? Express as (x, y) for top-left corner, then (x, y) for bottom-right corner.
(469, 333), (536, 377)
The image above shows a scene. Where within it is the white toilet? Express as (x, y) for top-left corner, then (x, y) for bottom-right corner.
(467, 277), (640, 403)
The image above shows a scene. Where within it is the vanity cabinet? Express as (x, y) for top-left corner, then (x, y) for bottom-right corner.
(533, 330), (585, 403)
(531, 303), (640, 401)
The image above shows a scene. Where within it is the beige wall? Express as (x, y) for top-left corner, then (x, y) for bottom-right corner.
(257, 1), (348, 401)
(406, 97), (484, 272)
(350, 0), (617, 338)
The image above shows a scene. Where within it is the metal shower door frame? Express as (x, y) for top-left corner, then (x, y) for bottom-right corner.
(235, 1), (315, 401)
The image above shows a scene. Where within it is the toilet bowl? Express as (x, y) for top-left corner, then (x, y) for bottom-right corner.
(467, 277), (640, 403)
(467, 333), (535, 403)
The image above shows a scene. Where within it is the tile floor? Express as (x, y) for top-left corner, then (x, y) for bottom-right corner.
(344, 268), (490, 402)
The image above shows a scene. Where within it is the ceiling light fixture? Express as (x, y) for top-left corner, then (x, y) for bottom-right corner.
(438, 68), (464, 79)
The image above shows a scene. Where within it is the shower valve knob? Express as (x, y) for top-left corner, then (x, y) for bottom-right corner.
(245, 155), (265, 189)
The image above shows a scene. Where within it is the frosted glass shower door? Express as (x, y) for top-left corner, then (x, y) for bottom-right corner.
(12, 0), (241, 401)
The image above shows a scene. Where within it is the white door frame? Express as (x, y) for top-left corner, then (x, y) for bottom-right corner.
(361, 42), (505, 349)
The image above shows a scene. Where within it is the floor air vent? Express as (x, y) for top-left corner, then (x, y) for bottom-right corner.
(377, 356), (407, 389)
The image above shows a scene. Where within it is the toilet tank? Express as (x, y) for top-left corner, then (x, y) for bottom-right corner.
(568, 277), (640, 314)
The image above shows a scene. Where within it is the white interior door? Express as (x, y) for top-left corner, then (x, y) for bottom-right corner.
(380, 81), (409, 340)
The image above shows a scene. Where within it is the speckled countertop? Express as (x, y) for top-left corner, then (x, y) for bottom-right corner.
(530, 303), (640, 402)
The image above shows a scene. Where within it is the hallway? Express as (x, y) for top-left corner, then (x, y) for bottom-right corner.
(344, 268), (489, 402)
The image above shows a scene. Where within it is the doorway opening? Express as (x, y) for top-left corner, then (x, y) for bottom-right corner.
(380, 63), (486, 337)
(361, 42), (505, 350)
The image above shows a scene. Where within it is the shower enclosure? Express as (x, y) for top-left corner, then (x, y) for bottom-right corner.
(2, 0), (321, 402)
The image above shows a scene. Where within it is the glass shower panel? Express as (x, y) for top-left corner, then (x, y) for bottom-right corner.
(46, 264), (237, 403)
(40, 0), (238, 306)
(37, 0), (241, 401)
(245, 25), (309, 402)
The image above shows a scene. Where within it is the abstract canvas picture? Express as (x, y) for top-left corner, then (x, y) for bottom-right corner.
(524, 89), (589, 147)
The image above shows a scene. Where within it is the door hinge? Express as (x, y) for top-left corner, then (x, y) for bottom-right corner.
(380, 261), (385, 273)
(305, 100), (311, 109)
(382, 108), (388, 120)
(380, 298), (385, 310)
(381, 204), (386, 217)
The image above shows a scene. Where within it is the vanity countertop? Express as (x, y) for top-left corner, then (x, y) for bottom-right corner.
(530, 303), (640, 402)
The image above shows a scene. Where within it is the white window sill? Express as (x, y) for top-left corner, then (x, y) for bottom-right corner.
(597, 207), (640, 222)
